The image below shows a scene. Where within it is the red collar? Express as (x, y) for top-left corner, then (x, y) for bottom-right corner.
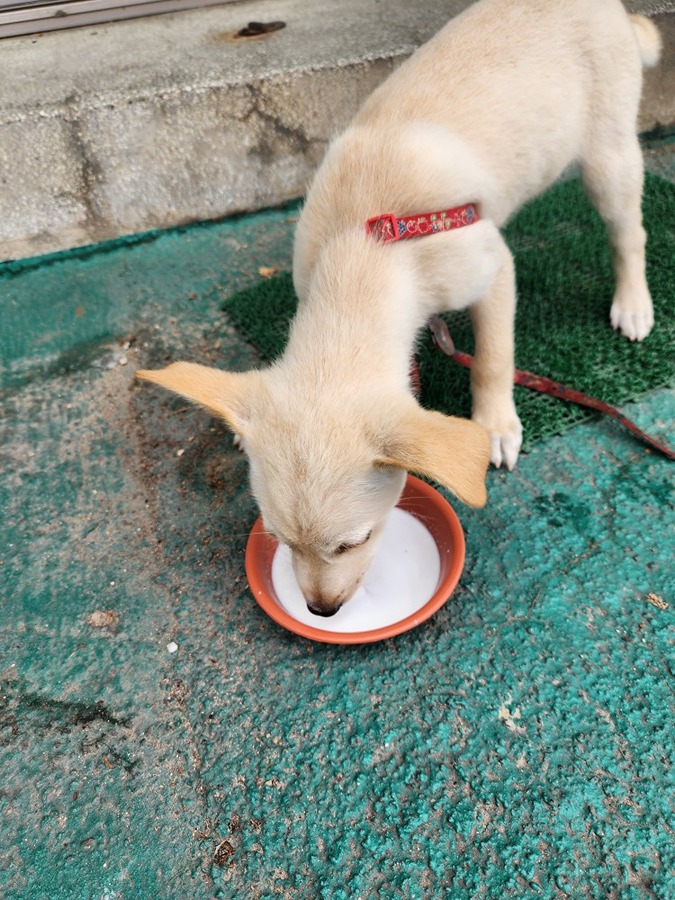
(365, 203), (479, 243)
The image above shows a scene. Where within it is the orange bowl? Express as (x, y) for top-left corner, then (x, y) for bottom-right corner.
(245, 474), (465, 644)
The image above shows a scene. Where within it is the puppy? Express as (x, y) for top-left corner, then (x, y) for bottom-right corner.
(138, 0), (660, 616)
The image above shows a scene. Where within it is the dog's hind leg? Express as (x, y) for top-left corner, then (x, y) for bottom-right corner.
(580, 131), (653, 342)
(469, 235), (522, 470)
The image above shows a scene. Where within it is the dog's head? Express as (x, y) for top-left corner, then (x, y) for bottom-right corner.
(136, 362), (489, 616)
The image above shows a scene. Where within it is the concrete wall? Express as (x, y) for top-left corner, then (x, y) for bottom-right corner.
(1, 0), (673, 260)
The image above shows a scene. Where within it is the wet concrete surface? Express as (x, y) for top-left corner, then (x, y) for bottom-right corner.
(1, 161), (674, 897)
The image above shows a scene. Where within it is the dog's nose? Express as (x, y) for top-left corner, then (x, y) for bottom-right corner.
(306, 602), (341, 618)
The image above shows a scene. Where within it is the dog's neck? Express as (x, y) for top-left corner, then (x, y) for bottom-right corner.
(281, 230), (426, 397)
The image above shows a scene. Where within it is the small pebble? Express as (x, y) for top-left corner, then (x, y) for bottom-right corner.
(87, 610), (119, 629)
(646, 592), (668, 610)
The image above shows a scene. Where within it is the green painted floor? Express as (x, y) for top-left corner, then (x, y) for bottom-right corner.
(1, 144), (674, 899)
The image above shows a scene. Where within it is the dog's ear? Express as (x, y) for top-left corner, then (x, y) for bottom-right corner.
(375, 406), (490, 507)
(136, 362), (261, 435)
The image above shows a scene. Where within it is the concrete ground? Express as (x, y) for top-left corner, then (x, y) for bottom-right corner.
(1, 138), (674, 898)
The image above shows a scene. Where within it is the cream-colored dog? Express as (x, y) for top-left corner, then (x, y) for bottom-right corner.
(138, 0), (660, 616)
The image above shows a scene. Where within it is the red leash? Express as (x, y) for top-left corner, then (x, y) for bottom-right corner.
(428, 315), (675, 461)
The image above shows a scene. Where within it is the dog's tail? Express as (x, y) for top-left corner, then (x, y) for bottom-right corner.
(629, 14), (662, 68)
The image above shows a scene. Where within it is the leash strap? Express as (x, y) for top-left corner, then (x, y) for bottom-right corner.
(366, 204), (479, 244)
(428, 315), (675, 461)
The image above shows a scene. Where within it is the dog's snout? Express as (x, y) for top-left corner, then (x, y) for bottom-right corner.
(306, 601), (342, 618)
(302, 571), (368, 618)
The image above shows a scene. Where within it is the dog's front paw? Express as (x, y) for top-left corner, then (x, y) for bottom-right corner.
(610, 302), (654, 342)
(473, 408), (522, 471)
(610, 283), (654, 342)
(488, 424), (522, 470)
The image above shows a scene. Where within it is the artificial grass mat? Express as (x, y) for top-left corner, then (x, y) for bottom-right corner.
(222, 173), (675, 450)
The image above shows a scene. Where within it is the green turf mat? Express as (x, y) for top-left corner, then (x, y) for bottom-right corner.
(222, 173), (675, 449)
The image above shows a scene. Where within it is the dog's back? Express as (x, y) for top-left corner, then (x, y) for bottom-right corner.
(295, 0), (659, 288)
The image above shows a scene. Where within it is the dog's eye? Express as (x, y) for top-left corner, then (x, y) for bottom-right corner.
(335, 531), (372, 555)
